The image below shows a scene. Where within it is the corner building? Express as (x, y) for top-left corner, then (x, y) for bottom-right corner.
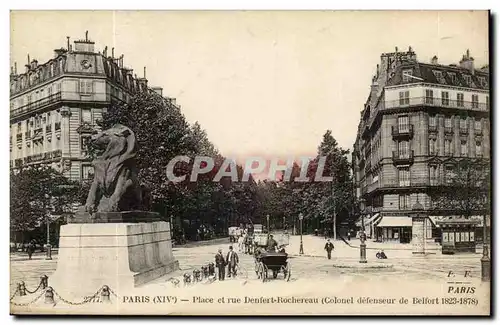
(10, 34), (164, 181)
(352, 48), (489, 244)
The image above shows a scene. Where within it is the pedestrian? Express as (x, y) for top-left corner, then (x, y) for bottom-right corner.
(347, 231), (351, 241)
(267, 235), (278, 252)
(27, 240), (35, 260)
(226, 246), (239, 278)
(324, 239), (334, 260)
(215, 248), (226, 281)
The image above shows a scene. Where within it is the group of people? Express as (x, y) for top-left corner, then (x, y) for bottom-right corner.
(214, 245), (239, 281)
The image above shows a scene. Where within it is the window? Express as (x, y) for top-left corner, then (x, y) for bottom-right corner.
(469, 232), (475, 242)
(457, 93), (464, 107)
(429, 115), (437, 127)
(17, 122), (21, 132)
(27, 94), (31, 104)
(441, 91), (449, 106)
(398, 115), (409, 132)
(399, 91), (410, 105)
(460, 118), (467, 129)
(449, 73), (456, 84)
(461, 140), (467, 157)
(445, 139), (453, 156)
(402, 69), (413, 83)
(463, 75), (472, 86)
(476, 141), (482, 156)
(445, 116), (452, 128)
(445, 165), (455, 184)
(474, 119), (481, 130)
(430, 165), (439, 185)
(399, 194), (411, 209)
(443, 232), (449, 242)
(433, 70), (443, 82)
(81, 165), (94, 180)
(429, 139), (437, 155)
(486, 96), (489, 108)
(425, 89), (434, 104)
(478, 76), (487, 87)
(471, 94), (479, 108)
(48, 87), (52, 97)
(81, 108), (92, 123)
(79, 80), (93, 94)
(398, 168), (410, 187)
(398, 141), (409, 157)
(56, 83), (61, 93)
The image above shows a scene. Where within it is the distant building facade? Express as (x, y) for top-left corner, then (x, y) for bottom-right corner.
(9, 33), (164, 182)
(352, 47), (490, 244)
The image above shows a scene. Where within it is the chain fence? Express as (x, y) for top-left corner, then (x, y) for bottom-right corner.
(10, 275), (119, 308)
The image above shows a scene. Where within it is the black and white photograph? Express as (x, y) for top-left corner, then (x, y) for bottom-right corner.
(8, 10), (491, 315)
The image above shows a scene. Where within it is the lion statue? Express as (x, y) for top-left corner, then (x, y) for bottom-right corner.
(84, 124), (143, 213)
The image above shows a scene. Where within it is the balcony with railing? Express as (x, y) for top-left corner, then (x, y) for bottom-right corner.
(385, 97), (489, 112)
(16, 134), (22, 142)
(428, 124), (438, 133)
(391, 124), (414, 139)
(10, 92), (62, 118)
(46, 125), (52, 134)
(474, 128), (483, 136)
(392, 150), (414, 165)
(18, 150), (63, 166)
(459, 127), (469, 135)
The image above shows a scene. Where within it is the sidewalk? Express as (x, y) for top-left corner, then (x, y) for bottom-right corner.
(284, 235), (446, 260)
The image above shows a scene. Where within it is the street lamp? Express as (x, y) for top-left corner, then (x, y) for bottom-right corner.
(45, 193), (52, 260)
(359, 199), (367, 263)
(299, 213), (304, 255)
(266, 214), (270, 235)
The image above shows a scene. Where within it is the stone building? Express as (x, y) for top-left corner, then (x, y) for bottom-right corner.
(9, 33), (164, 182)
(352, 47), (490, 244)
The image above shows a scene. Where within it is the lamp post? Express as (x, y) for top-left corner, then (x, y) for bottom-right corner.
(481, 212), (490, 281)
(359, 199), (367, 263)
(299, 213), (304, 255)
(266, 214), (270, 235)
(45, 193), (52, 260)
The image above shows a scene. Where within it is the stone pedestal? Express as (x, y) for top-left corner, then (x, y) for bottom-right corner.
(50, 215), (179, 297)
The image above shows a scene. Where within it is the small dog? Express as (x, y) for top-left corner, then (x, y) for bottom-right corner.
(208, 263), (215, 277)
(183, 273), (192, 286)
(192, 269), (202, 283)
(168, 278), (180, 288)
(201, 265), (209, 278)
(205, 275), (216, 284)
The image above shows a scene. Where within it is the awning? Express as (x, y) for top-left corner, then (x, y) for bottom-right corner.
(430, 215), (489, 227)
(355, 213), (381, 227)
(376, 216), (412, 228)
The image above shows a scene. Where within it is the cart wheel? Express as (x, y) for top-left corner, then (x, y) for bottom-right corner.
(260, 263), (267, 283)
(285, 262), (291, 281)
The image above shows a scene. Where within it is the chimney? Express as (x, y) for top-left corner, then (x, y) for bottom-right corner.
(459, 49), (474, 73)
(54, 48), (67, 57)
(14, 62), (17, 75)
(144, 67), (146, 79)
(73, 33), (95, 53)
(111, 47), (115, 58)
(31, 59), (38, 70)
(152, 87), (163, 96)
(67, 36), (70, 51)
(431, 55), (438, 65)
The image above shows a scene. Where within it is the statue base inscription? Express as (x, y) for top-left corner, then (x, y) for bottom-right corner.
(50, 216), (179, 296)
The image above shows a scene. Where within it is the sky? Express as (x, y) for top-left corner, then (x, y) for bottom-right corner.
(10, 11), (489, 161)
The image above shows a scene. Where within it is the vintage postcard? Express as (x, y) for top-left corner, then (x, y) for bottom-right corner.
(9, 10), (491, 316)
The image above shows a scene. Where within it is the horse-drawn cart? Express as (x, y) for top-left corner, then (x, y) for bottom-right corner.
(254, 251), (291, 282)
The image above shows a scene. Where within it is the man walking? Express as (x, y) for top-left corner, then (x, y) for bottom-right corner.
(215, 248), (226, 281)
(324, 239), (334, 260)
(226, 245), (239, 278)
(27, 241), (35, 260)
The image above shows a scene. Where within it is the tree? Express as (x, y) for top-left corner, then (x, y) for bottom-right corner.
(10, 166), (78, 242)
(431, 159), (490, 217)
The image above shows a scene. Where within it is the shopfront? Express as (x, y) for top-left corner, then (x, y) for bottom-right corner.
(375, 216), (412, 243)
(437, 217), (480, 254)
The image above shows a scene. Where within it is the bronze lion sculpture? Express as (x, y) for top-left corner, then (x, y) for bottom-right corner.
(85, 124), (143, 213)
